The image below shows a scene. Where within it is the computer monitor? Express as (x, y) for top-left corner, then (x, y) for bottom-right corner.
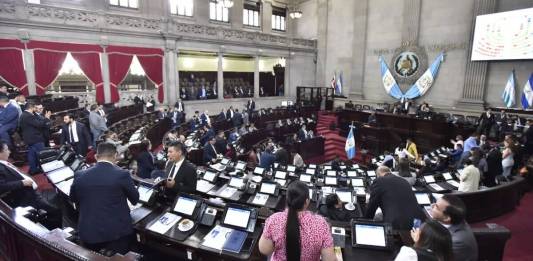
(229, 177), (245, 188)
(275, 171), (287, 180)
(254, 167), (265, 175)
(351, 178), (365, 187)
(415, 193), (432, 205)
(260, 182), (277, 195)
(442, 172), (453, 180)
(235, 161), (246, 171)
(300, 174), (312, 183)
(323, 165), (332, 170)
(347, 170), (358, 177)
(351, 221), (389, 249)
(203, 170), (217, 183)
(335, 190), (353, 203)
(325, 176), (337, 186)
(46, 166), (74, 184)
(326, 170), (337, 176)
(308, 164), (317, 169)
(173, 195), (199, 217)
(287, 165), (296, 172)
(306, 168), (315, 175)
(138, 185), (155, 204)
(221, 158), (230, 165)
(222, 206), (252, 230)
(367, 170), (376, 177)
(70, 158), (84, 171)
(423, 175), (436, 183)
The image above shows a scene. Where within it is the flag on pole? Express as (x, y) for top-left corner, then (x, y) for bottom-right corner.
(379, 56), (403, 99)
(336, 71), (343, 95)
(345, 125), (356, 160)
(330, 72), (336, 89)
(404, 52), (444, 99)
(501, 71), (515, 108)
(521, 73), (533, 109)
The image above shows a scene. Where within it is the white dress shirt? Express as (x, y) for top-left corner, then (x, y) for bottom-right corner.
(69, 122), (79, 143)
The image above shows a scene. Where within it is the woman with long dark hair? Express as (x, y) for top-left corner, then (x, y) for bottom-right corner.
(394, 219), (453, 261)
(259, 181), (336, 261)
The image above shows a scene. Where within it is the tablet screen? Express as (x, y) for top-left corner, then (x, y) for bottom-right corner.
(415, 193), (431, 205)
(424, 175), (436, 183)
(287, 165), (296, 172)
(306, 168), (315, 175)
(355, 224), (386, 247)
(203, 171), (216, 182)
(442, 173), (453, 180)
(275, 171), (287, 179)
(138, 185), (154, 203)
(326, 170), (337, 176)
(70, 158), (82, 171)
(367, 171), (376, 177)
(260, 183), (277, 195)
(46, 167), (74, 184)
(235, 162), (246, 170)
(229, 177), (244, 188)
(336, 191), (352, 203)
(323, 165), (332, 170)
(325, 176), (337, 185)
(308, 164), (317, 169)
(173, 196), (197, 216)
(221, 158), (230, 165)
(254, 167), (264, 175)
(347, 170), (358, 177)
(300, 174), (312, 183)
(352, 178), (365, 187)
(224, 207), (251, 229)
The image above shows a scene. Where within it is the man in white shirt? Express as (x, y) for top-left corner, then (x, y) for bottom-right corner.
(458, 158), (480, 192)
(0, 140), (61, 229)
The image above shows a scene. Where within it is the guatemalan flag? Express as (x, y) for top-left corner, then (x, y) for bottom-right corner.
(336, 71), (343, 95)
(379, 56), (403, 99)
(501, 71), (515, 108)
(330, 72), (336, 90)
(522, 73), (533, 109)
(345, 126), (356, 160)
(404, 52), (444, 99)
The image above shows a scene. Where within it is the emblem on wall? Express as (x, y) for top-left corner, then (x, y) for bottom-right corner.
(394, 52), (419, 77)
(391, 46), (428, 88)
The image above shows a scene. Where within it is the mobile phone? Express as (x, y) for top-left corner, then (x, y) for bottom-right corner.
(413, 218), (421, 229)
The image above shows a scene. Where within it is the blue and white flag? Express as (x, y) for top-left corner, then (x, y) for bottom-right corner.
(345, 126), (356, 160)
(501, 71), (515, 108)
(404, 52), (444, 99)
(336, 71), (343, 95)
(330, 72), (336, 89)
(522, 73), (533, 109)
(379, 56), (403, 99)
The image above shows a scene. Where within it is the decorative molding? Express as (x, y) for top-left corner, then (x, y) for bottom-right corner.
(0, 2), (316, 51)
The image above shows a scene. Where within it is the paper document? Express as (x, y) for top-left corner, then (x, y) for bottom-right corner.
(202, 225), (233, 250)
(148, 212), (181, 235)
(219, 187), (238, 198)
(197, 180), (216, 193)
(252, 193), (269, 206)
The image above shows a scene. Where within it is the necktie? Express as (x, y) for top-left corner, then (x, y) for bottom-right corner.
(69, 125), (75, 143)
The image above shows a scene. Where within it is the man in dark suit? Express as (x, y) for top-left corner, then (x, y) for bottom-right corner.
(174, 98), (185, 113)
(297, 125), (308, 141)
(232, 109), (243, 128)
(19, 102), (51, 174)
(0, 140), (62, 229)
(70, 142), (139, 254)
(246, 99), (255, 113)
(164, 141), (197, 198)
(430, 195), (478, 261)
(364, 166), (425, 230)
(226, 106), (234, 121)
(260, 147), (276, 171)
(34, 104), (51, 147)
(214, 131), (227, 155)
(216, 109), (226, 122)
(60, 114), (91, 156)
(203, 136), (220, 164)
(0, 94), (19, 147)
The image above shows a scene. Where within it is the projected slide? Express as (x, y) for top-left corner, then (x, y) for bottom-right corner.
(471, 8), (533, 61)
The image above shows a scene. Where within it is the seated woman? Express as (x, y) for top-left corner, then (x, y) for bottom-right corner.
(259, 181), (336, 261)
(394, 219), (452, 261)
(318, 194), (354, 222)
(135, 140), (155, 179)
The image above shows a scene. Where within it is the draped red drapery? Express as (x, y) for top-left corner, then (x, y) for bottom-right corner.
(0, 39), (27, 95)
(107, 53), (133, 103)
(71, 52), (104, 104)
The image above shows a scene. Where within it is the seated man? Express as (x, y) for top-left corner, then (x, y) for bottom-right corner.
(0, 140), (62, 229)
(202, 137), (220, 164)
(318, 194), (354, 222)
(430, 195), (478, 261)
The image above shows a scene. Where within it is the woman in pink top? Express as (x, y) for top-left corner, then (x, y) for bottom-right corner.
(259, 181), (337, 261)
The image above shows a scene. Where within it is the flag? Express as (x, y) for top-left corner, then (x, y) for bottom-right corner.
(345, 126), (356, 160)
(404, 52), (444, 99)
(336, 71), (343, 95)
(522, 73), (533, 109)
(330, 72), (336, 89)
(501, 71), (515, 108)
(379, 56), (403, 99)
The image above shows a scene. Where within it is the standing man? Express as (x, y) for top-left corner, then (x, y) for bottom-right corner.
(430, 195), (478, 261)
(163, 141), (197, 198)
(226, 106), (235, 122)
(19, 102), (51, 174)
(34, 104), (50, 147)
(89, 104), (108, 148)
(364, 166), (425, 230)
(246, 98), (255, 113)
(0, 94), (19, 148)
(174, 98), (185, 114)
(70, 142), (139, 254)
(61, 114), (92, 156)
(232, 109), (243, 128)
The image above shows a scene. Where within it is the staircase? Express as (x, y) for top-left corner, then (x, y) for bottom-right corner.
(315, 112), (349, 162)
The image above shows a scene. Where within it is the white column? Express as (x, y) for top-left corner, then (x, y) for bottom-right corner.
(254, 55), (259, 98)
(231, 0), (244, 29)
(165, 40), (178, 107)
(262, 1), (272, 34)
(100, 52), (111, 104)
(284, 55), (290, 98)
(22, 49), (36, 96)
(217, 52), (224, 100)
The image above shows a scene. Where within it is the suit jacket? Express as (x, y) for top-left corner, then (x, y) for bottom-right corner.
(0, 102), (19, 131)
(215, 137), (227, 155)
(136, 151), (155, 179)
(60, 121), (91, 154)
(232, 112), (242, 127)
(89, 111), (107, 132)
(247, 100), (255, 111)
(203, 143), (218, 164)
(0, 162), (36, 205)
(449, 221), (478, 261)
(226, 109), (234, 120)
(164, 160), (197, 197)
(364, 174), (425, 230)
(200, 114), (209, 125)
(19, 111), (50, 145)
(259, 152), (276, 171)
(216, 112), (226, 121)
(298, 129), (307, 141)
(70, 162), (139, 244)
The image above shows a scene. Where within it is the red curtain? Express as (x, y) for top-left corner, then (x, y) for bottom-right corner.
(71, 52), (104, 104)
(107, 53), (133, 103)
(137, 55), (164, 103)
(0, 39), (27, 95)
(33, 50), (67, 96)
